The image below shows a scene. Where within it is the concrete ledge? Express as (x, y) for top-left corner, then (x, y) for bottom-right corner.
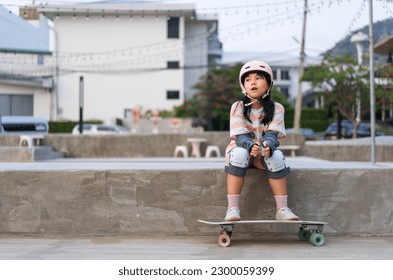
(0, 147), (63, 162)
(304, 136), (393, 161)
(0, 147), (34, 162)
(0, 158), (392, 237)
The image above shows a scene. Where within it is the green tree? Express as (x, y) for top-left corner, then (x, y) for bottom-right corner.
(375, 64), (393, 122)
(175, 64), (291, 131)
(302, 55), (369, 138)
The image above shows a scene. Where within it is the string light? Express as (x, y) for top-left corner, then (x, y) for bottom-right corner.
(1, 0), (392, 78)
(327, 0), (367, 58)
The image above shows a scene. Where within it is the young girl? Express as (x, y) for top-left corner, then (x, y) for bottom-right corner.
(224, 60), (299, 221)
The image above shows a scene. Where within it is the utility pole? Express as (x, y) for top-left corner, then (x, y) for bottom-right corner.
(369, 0), (376, 163)
(79, 76), (84, 134)
(293, 0), (308, 131)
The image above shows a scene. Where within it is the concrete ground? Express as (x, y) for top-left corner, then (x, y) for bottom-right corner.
(0, 235), (392, 260)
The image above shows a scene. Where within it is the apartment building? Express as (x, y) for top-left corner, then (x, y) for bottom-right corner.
(0, 2), (222, 124)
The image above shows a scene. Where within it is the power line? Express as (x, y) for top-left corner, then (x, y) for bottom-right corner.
(1, 0), (392, 77)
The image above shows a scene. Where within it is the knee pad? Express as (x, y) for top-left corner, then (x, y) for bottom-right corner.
(263, 150), (290, 178)
(225, 147), (250, 176)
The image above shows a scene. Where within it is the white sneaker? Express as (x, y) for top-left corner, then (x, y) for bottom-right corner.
(225, 207), (241, 221)
(275, 207), (299, 220)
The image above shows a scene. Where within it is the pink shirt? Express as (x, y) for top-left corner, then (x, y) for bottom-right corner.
(226, 101), (287, 154)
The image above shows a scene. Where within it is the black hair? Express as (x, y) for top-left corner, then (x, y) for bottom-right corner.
(239, 71), (275, 125)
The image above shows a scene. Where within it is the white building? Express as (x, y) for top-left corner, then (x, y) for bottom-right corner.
(1, 2), (222, 124)
(0, 5), (52, 118)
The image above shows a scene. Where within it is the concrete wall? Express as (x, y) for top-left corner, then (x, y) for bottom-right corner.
(0, 164), (392, 236)
(42, 132), (305, 158)
(43, 133), (230, 158)
(0, 132), (302, 162)
(2, 134), (393, 161)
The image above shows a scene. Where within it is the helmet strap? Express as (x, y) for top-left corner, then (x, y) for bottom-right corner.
(244, 91), (269, 107)
(244, 97), (259, 107)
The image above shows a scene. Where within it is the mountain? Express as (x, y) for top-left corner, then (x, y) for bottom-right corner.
(323, 18), (393, 63)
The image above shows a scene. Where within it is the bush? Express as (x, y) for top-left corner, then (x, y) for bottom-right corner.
(285, 108), (329, 132)
(49, 120), (102, 133)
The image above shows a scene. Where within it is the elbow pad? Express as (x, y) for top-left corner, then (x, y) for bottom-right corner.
(236, 132), (256, 151)
(261, 130), (279, 156)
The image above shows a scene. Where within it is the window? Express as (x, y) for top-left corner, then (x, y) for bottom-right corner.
(272, 70), (277, 80)
(167, 90), (180, 100)
(278, 87), (289, 98)
(281, 70), (290, 80)
(167, 17), (179, 38)
(37, 55), (44, 65)
(0, 94), (33, 116)
(167, 61), (179, 69)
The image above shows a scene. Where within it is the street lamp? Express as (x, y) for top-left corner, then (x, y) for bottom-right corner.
(350, 31), (368, 124)
(351, 32), (368, 65)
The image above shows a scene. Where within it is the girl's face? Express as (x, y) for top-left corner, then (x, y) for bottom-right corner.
(243, 72), (269, 101)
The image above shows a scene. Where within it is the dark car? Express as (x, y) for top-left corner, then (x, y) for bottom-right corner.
(324, 121), (383, 139)
(356, 123), (384, 137)
(323, 120), (353, 140)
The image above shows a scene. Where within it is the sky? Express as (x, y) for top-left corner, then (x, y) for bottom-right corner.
(1, 0), (392, 62)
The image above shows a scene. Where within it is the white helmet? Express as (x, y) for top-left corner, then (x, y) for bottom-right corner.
(239, 60), (274, 95)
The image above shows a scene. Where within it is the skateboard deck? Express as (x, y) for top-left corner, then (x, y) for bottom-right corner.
(197, 219), (327, 247)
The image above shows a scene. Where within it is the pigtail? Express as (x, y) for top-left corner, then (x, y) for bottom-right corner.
(261, 95), (275, 125)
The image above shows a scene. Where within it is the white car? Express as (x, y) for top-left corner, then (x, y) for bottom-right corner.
(72, 124), (129, 135)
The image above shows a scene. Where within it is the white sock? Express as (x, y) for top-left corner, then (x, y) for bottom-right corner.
(227, 194), (240, 210)
(274, 195), (288, 210)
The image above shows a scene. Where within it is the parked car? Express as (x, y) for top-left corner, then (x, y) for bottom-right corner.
(72, 124), (129, 135)
(286, 128), (318, 140)
(356, 122), (384, 137)
(323, 120), (353, 139)
(0, 116), (49, 134)
(324, 120), (383, 139)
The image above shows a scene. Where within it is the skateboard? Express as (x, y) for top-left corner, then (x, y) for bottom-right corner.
(197, 219), (327, 247)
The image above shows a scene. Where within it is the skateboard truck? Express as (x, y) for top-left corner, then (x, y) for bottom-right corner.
(218, 224), (234, 247)
(298, 224), (325, 246)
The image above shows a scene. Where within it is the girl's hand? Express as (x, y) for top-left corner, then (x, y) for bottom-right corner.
(262, 141), (270, 158)
(250, 143), (261, 157)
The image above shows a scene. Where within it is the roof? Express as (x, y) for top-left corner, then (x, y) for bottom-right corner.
(27, 2), (196, 19)
(0, 5), (50, 54)
(374, 35), (393, 55)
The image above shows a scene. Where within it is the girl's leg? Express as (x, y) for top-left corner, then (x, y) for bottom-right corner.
(227, 173), (245, 195)
(225, 173), (245, 221)
(253, 156), (298, 220)
(268, 177), (298, 220)
(267, 177), (287, 197)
